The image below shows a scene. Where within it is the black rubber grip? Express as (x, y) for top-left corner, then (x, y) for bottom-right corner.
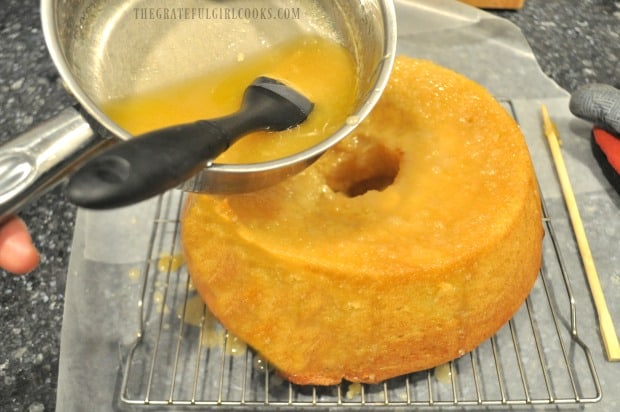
(65, 121), (230, 209)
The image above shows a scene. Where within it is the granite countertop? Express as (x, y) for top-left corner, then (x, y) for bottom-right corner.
(0, 0), (618, 411)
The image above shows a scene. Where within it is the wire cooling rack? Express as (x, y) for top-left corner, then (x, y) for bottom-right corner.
(116, 102), (602, 410)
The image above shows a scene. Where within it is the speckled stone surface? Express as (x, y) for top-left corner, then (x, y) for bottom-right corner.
(0, 0), (618, 411)
(492, 0), (620, 91)
(1, 0), (76, 411)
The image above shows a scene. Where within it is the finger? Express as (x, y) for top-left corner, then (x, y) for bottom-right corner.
(0, 216), (40, 275)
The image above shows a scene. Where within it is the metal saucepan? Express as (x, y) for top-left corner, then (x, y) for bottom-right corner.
(0, 0), (397, 221)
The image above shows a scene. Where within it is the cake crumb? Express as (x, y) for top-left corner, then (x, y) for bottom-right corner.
(346, 382), (362, 399)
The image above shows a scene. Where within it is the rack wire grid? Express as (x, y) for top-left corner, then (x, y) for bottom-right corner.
(117, 102), (602, 410)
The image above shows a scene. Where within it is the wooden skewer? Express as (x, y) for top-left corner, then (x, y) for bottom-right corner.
(541, 104), (620, 361)
(458, 0), (525, 9)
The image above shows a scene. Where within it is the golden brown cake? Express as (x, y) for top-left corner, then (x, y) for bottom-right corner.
(181, 57), (543, 385)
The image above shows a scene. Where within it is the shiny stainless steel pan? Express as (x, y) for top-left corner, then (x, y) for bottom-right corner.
(0, 0), (397, 221)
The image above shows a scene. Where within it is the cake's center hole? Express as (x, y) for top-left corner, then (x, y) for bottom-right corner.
(326, 137), (401, 197)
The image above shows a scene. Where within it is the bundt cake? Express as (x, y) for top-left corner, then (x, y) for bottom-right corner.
(181, 56), (544, 385)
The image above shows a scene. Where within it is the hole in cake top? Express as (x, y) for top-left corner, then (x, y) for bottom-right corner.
(324, 135), (401, 197)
